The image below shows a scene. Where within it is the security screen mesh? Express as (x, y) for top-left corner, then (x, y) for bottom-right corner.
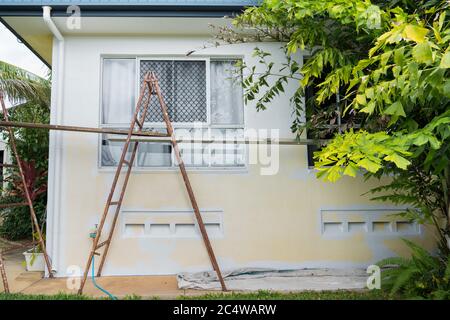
(140, 60), (207, 123)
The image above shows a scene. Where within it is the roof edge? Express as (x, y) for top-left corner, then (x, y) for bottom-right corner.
(0, 5), (251, 17)
(0, 17), (51, 69)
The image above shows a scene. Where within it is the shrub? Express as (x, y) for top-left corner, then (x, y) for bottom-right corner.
(378, 239), (450, 299)
(0, 102), (49, 240)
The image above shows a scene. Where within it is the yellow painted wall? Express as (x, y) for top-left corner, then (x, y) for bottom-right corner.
(47, 34), (435, 277)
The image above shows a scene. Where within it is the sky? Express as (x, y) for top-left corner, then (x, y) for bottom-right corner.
(0, 23), (49, 78)
(0, 23), (50, 107)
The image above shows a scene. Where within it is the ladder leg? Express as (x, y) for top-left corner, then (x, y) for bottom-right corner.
(96, 141), (139, 276)
(77, 136), (130, 294)
(77, 142), (132, 294)
(77, 246), (94, 294)
(78, 75), (152, 294)
(0, 92), (53, 278)
(149, 76), (227, 291)
(0, 251), (9, 293)
(94, 75), (154, 277)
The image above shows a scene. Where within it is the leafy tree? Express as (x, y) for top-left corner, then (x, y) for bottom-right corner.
(0, 61), (50, 240)
(215, 0), (450, 297)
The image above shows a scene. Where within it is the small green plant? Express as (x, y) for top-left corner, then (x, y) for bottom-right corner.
(377, 239), (450, 299)
(22, 231), (45, 268)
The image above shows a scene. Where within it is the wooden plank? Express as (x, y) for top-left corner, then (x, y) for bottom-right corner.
(108, 136), (324, 145)
(0, 121), (169, 138)
(0, 202), (28, 209)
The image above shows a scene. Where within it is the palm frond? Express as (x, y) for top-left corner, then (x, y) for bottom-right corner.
(390, 267), (420, 294)
(0, 61), (50, 107)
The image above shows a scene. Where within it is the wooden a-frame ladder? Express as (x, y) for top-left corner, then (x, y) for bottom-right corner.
(78, 72), (227, 294)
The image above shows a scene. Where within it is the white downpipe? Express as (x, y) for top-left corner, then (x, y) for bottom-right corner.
(43, 7), (64, 41)
(43, 6), (64, 276)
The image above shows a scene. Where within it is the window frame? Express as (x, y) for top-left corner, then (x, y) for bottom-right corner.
(98, 55), (247, 172)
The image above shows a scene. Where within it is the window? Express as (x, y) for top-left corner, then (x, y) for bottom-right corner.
(140, 60), (207, 123)
(100, 57), (245, 169)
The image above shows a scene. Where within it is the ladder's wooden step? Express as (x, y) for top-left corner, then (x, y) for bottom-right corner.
(123, 160), (132, 167)
(96, 240), (109, 249)
(135, 117), (143, 129)
(109, 201), (120, 206)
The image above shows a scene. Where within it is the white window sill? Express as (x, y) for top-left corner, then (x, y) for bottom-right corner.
(97, 166), (249, 174)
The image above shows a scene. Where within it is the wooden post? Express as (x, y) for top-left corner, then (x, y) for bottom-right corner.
(0, 251), (9, 293)
(0, 92), (53, 277)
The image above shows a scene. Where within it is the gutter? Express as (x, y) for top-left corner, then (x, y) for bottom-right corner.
(0, 5), (250, 18)
(42, 5), (64, 276)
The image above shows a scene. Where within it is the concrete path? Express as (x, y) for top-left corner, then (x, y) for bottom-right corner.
(22, 275), (212, 299)
(1, 241), (43, 293)
(1, 239), (368, 299)
(0, 240), (211, 298)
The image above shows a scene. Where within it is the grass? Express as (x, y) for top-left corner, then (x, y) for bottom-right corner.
(0, 290), (394, 300)
(180, 290), (393, 300)
(0, 292), (93, 300)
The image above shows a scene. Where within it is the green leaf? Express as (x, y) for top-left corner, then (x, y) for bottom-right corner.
(394, 47), (405, 66)
(360, 101), (376, 114)
(412, 42), (433, 64)
(384, 153), (411, 169)
(443, 81), (450, 97)
(356, 94), (366, 105)
(403, 24), (429, 43)
(439, 51), (450, 68)
(356, 158), (382, 173)
(343, 162), (359, 177)
(428, 136), (441, 149)
(412, 133), (429, 146)
(384, 101), (406, 117)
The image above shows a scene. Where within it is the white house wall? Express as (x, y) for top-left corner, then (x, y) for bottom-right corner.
(47, 30), (435, 277)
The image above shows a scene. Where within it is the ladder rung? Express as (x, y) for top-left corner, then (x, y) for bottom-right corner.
(93, 252), (101, 256)
(135, 117), (143, 129)
(123, 160), (132, 167)
(96, 241), (109, 249)
(109, 201), (120, 206)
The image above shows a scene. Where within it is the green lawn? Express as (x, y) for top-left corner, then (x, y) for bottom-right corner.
(0, 290), (393, 300)
(180, 290), (393, 300)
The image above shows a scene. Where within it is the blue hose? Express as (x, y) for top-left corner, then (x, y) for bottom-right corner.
(91, 255), (117, 300)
